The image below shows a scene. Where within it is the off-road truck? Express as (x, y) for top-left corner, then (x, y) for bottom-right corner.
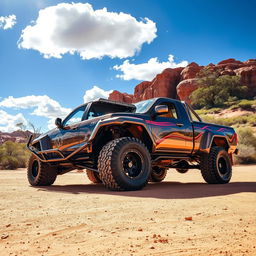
(27, 98), (238, 191)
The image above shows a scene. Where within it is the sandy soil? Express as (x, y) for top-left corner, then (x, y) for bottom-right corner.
(0, 166), (255, 256)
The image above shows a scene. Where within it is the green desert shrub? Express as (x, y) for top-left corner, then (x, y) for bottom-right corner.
(0, 141), (30, 170)
(199, 114), (256, 127)
(191, 68), (247, 109)
(235, 127), (256, 164)
(237, 99), (256, 110)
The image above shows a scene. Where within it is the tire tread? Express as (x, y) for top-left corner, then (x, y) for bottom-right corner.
(200, 146), (232, 184)
(98, 137), (150, 191)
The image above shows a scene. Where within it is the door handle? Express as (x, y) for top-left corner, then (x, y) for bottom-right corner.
(176, 123), (184, 127)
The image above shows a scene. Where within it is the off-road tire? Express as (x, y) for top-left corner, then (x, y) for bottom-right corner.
(98, 137), (151, 191)
(86, 169), (102, 183)
(27, 154), (57, 186)
(150, 167), (167, 182)
(200, 146), (232, 184)
(176, 168), (189, 174)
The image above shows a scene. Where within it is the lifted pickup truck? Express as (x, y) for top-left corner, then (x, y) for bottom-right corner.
(27, 97), (238, 191)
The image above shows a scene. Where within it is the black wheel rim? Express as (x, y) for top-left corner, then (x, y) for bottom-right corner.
(32, 160), (39, 178)
(217, 157), (228, 176)
(122, 151), (143, 178)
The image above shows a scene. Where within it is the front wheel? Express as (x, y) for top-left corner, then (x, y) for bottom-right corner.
(200, 146), (232, 184)
(98, 137), (151, 191)
(27, 155), (57, 186)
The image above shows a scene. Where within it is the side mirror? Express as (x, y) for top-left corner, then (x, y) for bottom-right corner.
(55, 118), (63, 129)
(155, 105), (169, 115)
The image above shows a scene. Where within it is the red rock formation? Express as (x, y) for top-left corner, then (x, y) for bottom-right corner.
(220, 69), (236, 76)
(108, 90), (133, 104)
(234, 66), (256, 97)
(134, 81), (151, 102)
(217, 58), (243, 65)
(0, 130), (32, 144)
(180, 62), (202, 80)
(144, 67), (182, 100)
(176, 78), (199, 104)
(244, 59), (256, 65)
(108, 58), (256, 104)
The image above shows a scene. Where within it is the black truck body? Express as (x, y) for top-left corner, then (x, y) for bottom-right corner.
(27, 97), (238, 190)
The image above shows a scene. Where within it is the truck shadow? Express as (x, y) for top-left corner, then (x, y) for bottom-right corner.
(38, 181), (256, 199)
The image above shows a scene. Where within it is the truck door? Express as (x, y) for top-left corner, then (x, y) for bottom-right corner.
(53, 105), (87, 152)
(149, 100), (193, 154)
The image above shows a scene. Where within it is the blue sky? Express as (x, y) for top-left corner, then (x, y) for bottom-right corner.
(0, 0), (255, 132)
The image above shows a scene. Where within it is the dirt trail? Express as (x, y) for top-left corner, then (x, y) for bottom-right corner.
(0, 165), (255, 256)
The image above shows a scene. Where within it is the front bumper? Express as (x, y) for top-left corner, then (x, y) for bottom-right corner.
(27, 135), (92, 163)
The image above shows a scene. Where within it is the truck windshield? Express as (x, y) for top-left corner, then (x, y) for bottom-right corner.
(134, 99), (155, 113)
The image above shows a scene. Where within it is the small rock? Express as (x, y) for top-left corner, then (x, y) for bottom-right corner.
(6, 224), (11, 228)
(185, 217), (193, 221)
(1, 234), (9, 239)
(138, 228), (143, 232)
(150, 246), (155, 249)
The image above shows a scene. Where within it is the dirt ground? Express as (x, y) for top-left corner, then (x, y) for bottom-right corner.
(0, 165), (255, 256)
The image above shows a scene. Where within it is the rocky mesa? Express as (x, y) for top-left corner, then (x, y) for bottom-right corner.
(108, 58), (256, 104)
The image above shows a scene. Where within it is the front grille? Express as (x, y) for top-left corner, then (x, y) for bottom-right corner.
(40, 135), (52, 150)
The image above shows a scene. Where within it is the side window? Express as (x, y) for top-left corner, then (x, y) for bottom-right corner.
(186, 104), (201, 122)
(63, 107), (85, 127)
(189, 110), (201, 122)
(160, 102), (178, 119)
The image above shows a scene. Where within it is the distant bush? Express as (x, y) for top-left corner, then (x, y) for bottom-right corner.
(0, 141), (30, 170)
(198, 113), (256, 127)
(191, 68), (248, 109)
(237, 99), (256, 110)
(234, 127), (256, 164)
(237, 127), (256, 148)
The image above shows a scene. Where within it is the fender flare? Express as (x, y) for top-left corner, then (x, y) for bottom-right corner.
(87, 116), (155, 149)
(199, 131), (230, 153)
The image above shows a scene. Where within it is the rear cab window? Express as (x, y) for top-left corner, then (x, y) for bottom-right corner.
(185, 103), (202, 123)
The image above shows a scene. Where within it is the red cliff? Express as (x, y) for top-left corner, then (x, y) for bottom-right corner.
(108, 58), (256, 104)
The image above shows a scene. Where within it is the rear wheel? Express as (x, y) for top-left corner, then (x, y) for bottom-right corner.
(150, 167), (167, 182)
(86, 169), (102, 183)
(27, 154), (57, 186)
(98, 137), (151, 191)
(200, 146), (232, 184)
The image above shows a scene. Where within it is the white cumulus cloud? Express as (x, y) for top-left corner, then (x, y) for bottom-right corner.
(0, 15), (16, 30)
(113, 54), (188, 81)
(0, 110), (27, 132)
(83, 86), (113, 103)
(0, 95), (71, 130)
(18, 3), (157, 59)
